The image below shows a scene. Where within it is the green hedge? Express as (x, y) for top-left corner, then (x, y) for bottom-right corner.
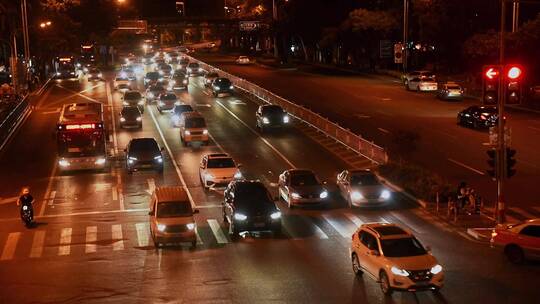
(379, 162), (453, 203)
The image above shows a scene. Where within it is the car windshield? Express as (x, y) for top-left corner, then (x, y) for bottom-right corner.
(174, 105), (193, 114)
(478, 107), (497, 114)
(130, 139), (159, 152)
(207, 158), (235, 168)
(263, 106), (284, 116)
(161, 65), (172, 71)
(89, 69), (100, 74)
(150, 86), (164, 92)
(185, 117), (206, 128)
(235, 184), (274, 211)
(116, 78), (128, 81)
(350, 174), (380, 186)
(380, 237), (427, 257)
(291, 172), (319, 186)
(189, 63), (199, 68)
(146, 72), (159, 80)
(215, 78), (231, 86)
(207, 73), (218, 78)
(447, 85), (461, 90)
(122, 107), (139, 116)
(161, 94), (176, 100)
(124, 92), (141, 100)
(156, 202), (192, 218)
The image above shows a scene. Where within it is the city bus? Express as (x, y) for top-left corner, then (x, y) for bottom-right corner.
(56, 102), (108, 171)
(54, 56), (77, 79)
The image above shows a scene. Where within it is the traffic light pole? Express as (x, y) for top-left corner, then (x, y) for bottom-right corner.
(496, 0), (507, 224)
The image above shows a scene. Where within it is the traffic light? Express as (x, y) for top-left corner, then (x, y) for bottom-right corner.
(506, 148), (516, 178)
(504, 65), (523, 105)
(487, 149), (497, 178)
(482, 66), (500, 105)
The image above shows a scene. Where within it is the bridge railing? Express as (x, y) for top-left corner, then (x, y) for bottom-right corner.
(187, 56), (388, 165)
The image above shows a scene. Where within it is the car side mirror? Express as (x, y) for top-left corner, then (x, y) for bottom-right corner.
(193, 209), (200, 214)
(369, 250), (380, 256)
(425, 246), (432, 252)
(148, 211), (153, 216)
(237, 163), (243, 168)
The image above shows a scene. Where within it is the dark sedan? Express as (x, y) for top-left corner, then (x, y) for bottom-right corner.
(457, 105), (500, 129)
(223, 180), (282, 239)
(256, 105), (290, 132)
(278, 169), (329, 209)
(119, 106), (142, 129)
(211, 78), (234, 97)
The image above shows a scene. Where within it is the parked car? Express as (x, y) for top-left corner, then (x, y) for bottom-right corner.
(199, 153), (242, 190)
(403, 70), (435, 86)
(125, 138), (164, 173)
(351, 223), (444, 295)
(491, 219), (540, 264)
(148, 186), (199, 248)
(278, 169), (329, 208)
(457, 105), (500, 129)
(437, 82), (463, 100)
(256, 105), (290, 132)
(223, 180), (282, 239)
(336, 169), (391, 207)
(406, 76), (438, 92)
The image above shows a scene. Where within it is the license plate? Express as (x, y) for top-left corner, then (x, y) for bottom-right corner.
(141, 164), (153, 168)
(254, 222), (265, 228)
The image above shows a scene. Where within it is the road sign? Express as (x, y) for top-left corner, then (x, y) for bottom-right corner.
(394, 43), (403, 64)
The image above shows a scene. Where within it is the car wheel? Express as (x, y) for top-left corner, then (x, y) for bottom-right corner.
(379, 271), (393, 295)
(230, 223), (239, 240)
(191, 240), (197, 248)
(351, 254), (363, 276)
(404, 81), (409, 90)
(505, 245), (525, 264)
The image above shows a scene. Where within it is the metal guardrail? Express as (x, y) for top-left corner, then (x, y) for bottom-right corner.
(0, 96), (31, 152)
(188, 56), (388, 164)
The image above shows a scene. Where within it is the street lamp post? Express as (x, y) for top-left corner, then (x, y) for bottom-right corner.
(496, 0), (507, 224)
(403, 0), (409, 72)
(272, 0), (279, 59)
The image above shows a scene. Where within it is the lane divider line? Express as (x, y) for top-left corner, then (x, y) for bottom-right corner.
(112, 224), (124, 251)
(207, 219), (228, 244)
(0, 232), (20, 261)
(135, 223), (149, 247)
(58, 228), (72, 256)
(39, 161), (58, 217)
(47, 190), (56, 206)
(148, 106), (198, 209)
(106, 82), (118, 155)
(86, 226), (97, 253)
(214, 99), (297, 169)
(447, 158), (485, 175)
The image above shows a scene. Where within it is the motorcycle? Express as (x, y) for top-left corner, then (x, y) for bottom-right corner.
(21, 204), (34, 227)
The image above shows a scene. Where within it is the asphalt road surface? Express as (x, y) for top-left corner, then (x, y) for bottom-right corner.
(0, 63), (539, 303)
(195, 53), (540, 214)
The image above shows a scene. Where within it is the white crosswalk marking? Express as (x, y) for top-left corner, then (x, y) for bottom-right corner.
(306, 219), (329, 239)
(147, 178), (156, 194)
(47, 190), (56, 206)
(58, 228), (72, 256)
(344, 213), (364, 227)
(112, 186), (118, 201)
(86, 226), (97, 253)
(322, 214), (353, 238)
(196, 229), (203, 245)
(1, 232), (21, 260)
(135, 223), (149, 247)
(207, 219), (228, 244)
(112, 224), (124, 251)
(30, 231), (46, 258)
(511, 208), (536, 220)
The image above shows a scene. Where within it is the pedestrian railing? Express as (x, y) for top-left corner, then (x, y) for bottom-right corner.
(188, 56), (388, 165)
(0, 95), (31, 151)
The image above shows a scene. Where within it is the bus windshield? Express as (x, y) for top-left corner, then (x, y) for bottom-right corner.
(57, 131), (105, 157)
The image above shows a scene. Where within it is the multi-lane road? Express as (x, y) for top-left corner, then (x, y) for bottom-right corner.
(0, 62), (539, 303)
(195, 53), (540, 213)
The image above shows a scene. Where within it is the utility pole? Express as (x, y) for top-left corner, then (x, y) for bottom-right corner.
(273, 0), (279, 59)
(403, 0), (409, 72)
(512, 1), (520, 32)
(496, 0), (507, 224)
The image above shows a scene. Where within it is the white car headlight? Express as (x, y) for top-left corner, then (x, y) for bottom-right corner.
(128, 156), (138, 161)
(319, 190), (328, 199)
(391, 266), (410, 277)
(202, 129), (208, 135)
(234, 171), (242, 179)
(170, 80), (176, 85)
(147, 92), (154, 98)
(98, 73), (103, 78)
(159, 77), (164, 82)
(184, 130), (191, 135)
(120, 117), (126, 122)
(56, 72), (61, 76)
(158, 101), (165, 106)
(270, 211), (281, 220)
(198, 68), (203, 72)
(283, 115), (290, 123)
(187, 68), (192, 72)
(83, 67), (88, 73)
(154, 155), (162, 163)
(122, 101), (129, 106)
(159, 71), (164, 75)
(136, 117), (142, 122)
(229, 85), (234, 90)
(262, 117), (270, 124)
(95, 158), (106, 165)
(138, 100), (144, 105)
(291, 192), (301, 199)
(58, 159), (70, 167)
(234, 213), (247, 221)
(380, 190), (391, 200)
(157, 224), (166, 232)
(186, 223), (196, 230)
(430, 264), (443, 274)
(351, 191), (364, 201)
(213, 85), (219, 90)
(183, 79), (187, 84)
(22, 205), (29, 211)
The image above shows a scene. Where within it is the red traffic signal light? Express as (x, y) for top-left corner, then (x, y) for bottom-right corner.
(485, 67), (499, 80)
(507, 66), (522, 80)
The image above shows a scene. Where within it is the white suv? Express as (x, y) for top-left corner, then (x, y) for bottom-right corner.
(350, 223), (444, 295)
(199, 153), (242, 190)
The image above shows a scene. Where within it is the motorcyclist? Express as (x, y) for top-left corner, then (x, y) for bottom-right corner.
(16, 187), (34, 221)
(457, 181), (469, 211)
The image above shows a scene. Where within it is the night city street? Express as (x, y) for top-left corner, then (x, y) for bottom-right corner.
(1, 1), (540, 303)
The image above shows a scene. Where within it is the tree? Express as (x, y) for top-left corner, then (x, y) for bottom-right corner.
(40, 0), (81, 12)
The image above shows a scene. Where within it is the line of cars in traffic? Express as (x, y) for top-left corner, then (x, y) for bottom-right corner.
(107, 49), (448, 295)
